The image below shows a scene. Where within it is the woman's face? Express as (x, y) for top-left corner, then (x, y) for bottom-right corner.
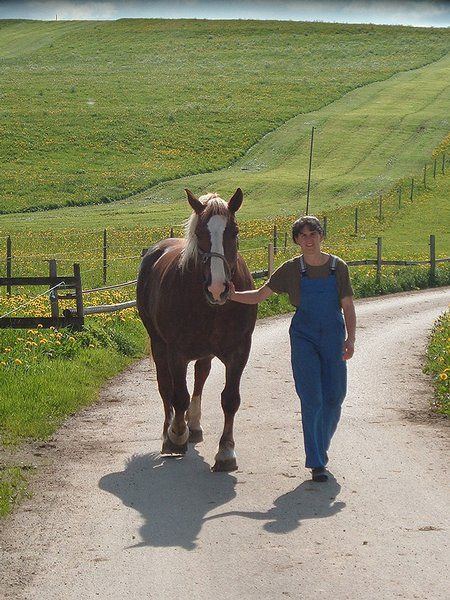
(294, 226), (323, 254)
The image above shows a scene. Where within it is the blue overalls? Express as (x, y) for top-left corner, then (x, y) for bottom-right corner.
(289, 255), (347, 469)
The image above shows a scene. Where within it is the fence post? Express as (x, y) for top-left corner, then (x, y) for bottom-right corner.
(170, 227), (174, 238)
(376, 237), (382, 283)
(49, 259), (60, 325)
(423, 164), (427, 189)
(268, 243), (274, 278)
(378, 195), (383, 221)
(73, 263), (84, 329)
(6, 236), (12, 297)
(354, 207), (358, 235)
(410, 178), (414, 201)
(433, 158), (437, 179)
(442, 153), (446, 175)
(103, 229), (107, 285)
(398, 187), (402, 209)
(284, 232), (288, 252)
(323, 216), (327, 239)
(429, 234), (436, 285)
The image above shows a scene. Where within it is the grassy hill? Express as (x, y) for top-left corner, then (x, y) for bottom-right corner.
(0, 19), (449, 213)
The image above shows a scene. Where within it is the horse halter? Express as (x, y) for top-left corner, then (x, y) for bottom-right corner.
(197, 249), (233, 281)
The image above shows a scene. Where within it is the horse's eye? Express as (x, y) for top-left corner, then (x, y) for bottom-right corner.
(226, 226), (238, 237)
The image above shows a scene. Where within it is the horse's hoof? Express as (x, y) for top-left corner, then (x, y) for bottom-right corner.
(188, 428), (204, 444)
(161, 438), (188, 456)
(211, 458), (238, 472)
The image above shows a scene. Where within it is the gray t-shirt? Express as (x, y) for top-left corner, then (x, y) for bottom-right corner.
(267, 254), (353, 307)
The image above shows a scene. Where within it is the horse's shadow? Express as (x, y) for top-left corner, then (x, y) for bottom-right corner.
(99, 448), (237, 550)
(99, 449), (345, 549)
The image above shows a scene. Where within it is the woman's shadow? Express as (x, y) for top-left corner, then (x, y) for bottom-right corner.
(100, 449), (345, 549)
(205, 473), (344, 534)
(99, 448), (237, 550)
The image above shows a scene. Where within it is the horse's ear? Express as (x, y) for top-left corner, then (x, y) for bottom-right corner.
(228, 188), (243, 213)
(185, 189), (205, 214)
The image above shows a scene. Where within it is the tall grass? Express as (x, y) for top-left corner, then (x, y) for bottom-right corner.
(1, 19), (449, 212)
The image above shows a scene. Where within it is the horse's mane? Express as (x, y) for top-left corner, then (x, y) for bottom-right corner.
(179, 193), (230, 271)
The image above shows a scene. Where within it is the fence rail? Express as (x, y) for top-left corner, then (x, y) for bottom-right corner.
(1, 235), (449, 328)
(0, 263), (84, 330)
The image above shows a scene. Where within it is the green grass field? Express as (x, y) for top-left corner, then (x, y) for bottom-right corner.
(0, 19), (449, 213)
(0, 19), (449, 517)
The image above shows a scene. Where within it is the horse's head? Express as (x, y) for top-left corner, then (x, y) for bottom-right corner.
(182, 188), (243, 305)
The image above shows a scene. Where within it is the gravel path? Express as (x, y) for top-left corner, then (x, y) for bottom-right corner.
(1, 287), (449, 600)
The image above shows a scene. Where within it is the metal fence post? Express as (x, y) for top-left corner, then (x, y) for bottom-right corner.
(354, 207), (358, 235)
(6, 236), (12, 297)
(429, 234), (436, 285)
(273, 224), (278, 255)
(268, 243), (274, 278)
(103, 229), (107, 285)
(376, 237), (382, 283)
(410, 178), (414, 201)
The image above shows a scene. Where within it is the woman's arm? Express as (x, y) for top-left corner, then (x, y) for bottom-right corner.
(229, 282), (274, 305)
(341, 295), (356, 360)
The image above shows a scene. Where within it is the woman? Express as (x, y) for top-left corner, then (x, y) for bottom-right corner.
(229, 216), (356, 482)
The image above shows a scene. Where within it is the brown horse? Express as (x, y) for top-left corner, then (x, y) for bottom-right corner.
(136, 188), (257, 471)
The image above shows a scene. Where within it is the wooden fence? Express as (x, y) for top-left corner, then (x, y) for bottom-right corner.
(0, 262), (84, 330)
(1, 234), (449, 330)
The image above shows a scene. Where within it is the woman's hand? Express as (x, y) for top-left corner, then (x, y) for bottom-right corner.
(343, 338), (354, 360)
(228, 281), (236, 299)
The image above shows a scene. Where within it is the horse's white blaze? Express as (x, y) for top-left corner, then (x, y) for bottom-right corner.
(207, 215), (227, 299)
(187, 394), (202, 430)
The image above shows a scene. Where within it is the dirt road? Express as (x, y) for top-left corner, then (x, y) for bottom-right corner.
(1, 287), (449, 600)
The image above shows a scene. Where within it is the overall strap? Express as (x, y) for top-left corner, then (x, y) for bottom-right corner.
(329, 255), (337, 273)
(299, 255), (307, 277)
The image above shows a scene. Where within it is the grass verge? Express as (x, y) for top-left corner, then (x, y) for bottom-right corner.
(424, 311), (450, 416)
(0, 316), (148, 516)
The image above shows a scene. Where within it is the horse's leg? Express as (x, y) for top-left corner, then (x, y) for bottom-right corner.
(213, 339), (251, 472)
(149, 334), (174, 446)
(188, 356), (212, 444)
(162, 353), (190, 455)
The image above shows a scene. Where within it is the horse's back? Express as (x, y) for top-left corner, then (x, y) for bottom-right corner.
(136, 238), (184, 330)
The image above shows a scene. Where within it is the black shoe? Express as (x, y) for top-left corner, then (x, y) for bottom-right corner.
(311, 467), (329, 482)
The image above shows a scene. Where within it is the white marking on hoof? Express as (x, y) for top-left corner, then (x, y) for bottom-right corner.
(187, 395), (202, 431)
(214, 446), (237, 464)
(168, 424), (189, 446)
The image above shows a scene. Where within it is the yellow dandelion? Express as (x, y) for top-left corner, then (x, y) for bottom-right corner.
(14, 358), (23, 365)
(439, 373), (448, 381)
(40, 339), (47, 344)
(69, 336), (75, 342)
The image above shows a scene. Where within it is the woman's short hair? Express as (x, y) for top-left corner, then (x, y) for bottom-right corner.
(292, 216), (324, 242)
